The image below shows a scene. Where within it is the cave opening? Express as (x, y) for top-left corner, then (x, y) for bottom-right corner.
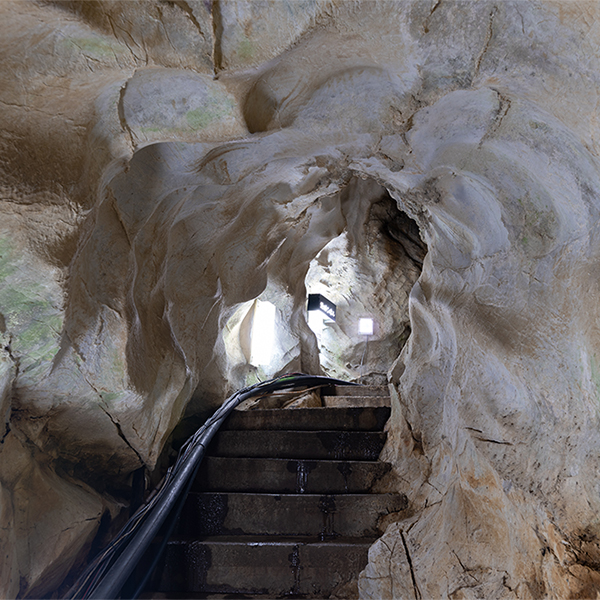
(221, 180), (427, 388)
(303, 184), (427, 384)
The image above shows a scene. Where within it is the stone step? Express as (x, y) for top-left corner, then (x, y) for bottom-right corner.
(141, 594), (263, 599)
(333, 385), (389, 397)
(222, 406), (390, 431)
(322, 395), (390, 408)
(208, 430), (386, 460)
(154, 536), (374, 597)
(141, 594), (271, 599)
(194, 457), (391, 494)
(177, 492), (408, 538)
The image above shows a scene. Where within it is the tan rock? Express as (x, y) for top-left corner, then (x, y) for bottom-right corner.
(3, 0), (600, 598)
(0, 432), (107, 599)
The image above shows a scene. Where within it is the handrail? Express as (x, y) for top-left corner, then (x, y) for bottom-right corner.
(65, 373), (354, 600)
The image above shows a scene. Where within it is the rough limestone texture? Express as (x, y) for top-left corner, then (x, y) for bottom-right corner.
(2, 1), (600, 598)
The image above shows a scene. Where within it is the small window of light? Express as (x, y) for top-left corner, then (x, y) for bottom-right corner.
(250, 300), (276, 366)
(308, 309), (325, 337)
(358, 318), (374, 336)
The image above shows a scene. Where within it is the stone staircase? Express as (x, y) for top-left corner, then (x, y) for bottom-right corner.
(146, 384), (406, 599)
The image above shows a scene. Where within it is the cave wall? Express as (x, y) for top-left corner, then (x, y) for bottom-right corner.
(2, 1), (600, 598)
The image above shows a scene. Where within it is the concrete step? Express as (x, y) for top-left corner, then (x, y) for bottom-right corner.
(177, 492), (408, 538)
(155, 536), (373, 597)
(195, 457), (391, 494)
(222, 406), (390, 431)
(141, 594), (265, 599)
(141, 594), (278, 599)
(322, 395), (390, 408)
(208, 430), (386, 460)
(333, 385), (389, 397)
(143, 395), (398, 598)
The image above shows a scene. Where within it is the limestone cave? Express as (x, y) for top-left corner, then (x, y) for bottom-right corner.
(2, 1), (600, 598)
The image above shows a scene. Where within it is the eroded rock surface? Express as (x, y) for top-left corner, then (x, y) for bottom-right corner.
(2, 1), (600, 598)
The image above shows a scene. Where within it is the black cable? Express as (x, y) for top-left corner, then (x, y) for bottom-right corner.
(64, 373), (355, 600)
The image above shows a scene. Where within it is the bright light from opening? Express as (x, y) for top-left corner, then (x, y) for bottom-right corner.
(359, 318), (374, 336)
(250, 300), (276, 366)
(308, 309), (325, 338)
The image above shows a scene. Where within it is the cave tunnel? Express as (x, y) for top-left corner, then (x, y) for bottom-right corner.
(6, 1), (600, 598)
(219, 178), (427, 390)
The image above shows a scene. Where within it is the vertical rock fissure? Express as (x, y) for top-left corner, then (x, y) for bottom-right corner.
(423, 0), (442, 34)
(211, 0), (223, 75)
(0, 421), (9, 444)
(400, 529), (421, 600)
(473, 6), (498, 78)
(172, 1), (207, 41)
(2, 333), (19, 445)
(97, 402), (144, 467)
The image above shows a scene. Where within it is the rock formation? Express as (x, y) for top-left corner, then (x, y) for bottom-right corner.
(2, 0), (600, 597)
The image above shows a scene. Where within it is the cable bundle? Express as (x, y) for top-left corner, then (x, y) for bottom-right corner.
(65, 373), (353, 599)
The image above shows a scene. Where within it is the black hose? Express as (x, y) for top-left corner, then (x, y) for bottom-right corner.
(64, 373), (355, 600)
